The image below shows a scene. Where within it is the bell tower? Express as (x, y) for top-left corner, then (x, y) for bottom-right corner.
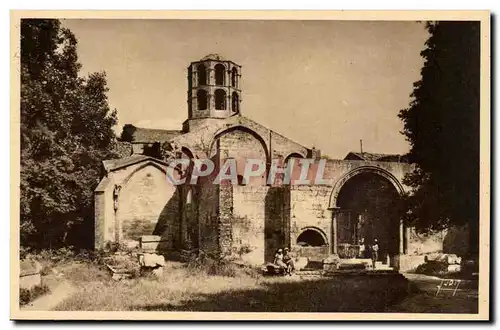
(187, 54), (242, 122)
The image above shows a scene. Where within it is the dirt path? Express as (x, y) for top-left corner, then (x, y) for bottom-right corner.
(22, 281), (76, 311)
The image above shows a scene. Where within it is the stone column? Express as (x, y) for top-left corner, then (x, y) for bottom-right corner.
(192, 69), (197, 88)
(331, 208), (339, 254)
(399, 218), (404, 254)
(218, 184), (233, 258)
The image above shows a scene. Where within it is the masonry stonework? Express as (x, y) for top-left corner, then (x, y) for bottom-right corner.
(94, 54), (467, 272)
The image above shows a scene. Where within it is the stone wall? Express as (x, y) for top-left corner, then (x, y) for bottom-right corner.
(406, 225), (470, 257)
(218, 126), (268, 184)
(289, 186), (332, 261)
(219, 184), (233, 257)
(197, 174), (220, 257)
(232, 185), (268, 264)
(94, 178), (115, 248)
(264, 186), (291, 262)
(114, 164), (180, 249)
(180, 185), (198, 250)
(173, 115), (310, 161)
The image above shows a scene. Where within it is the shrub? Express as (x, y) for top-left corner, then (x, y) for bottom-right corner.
(206, 260), (238, 277)
(184, 252), (261, 278)
(415, 260), (448, 275)
(19, 284), (50, 306)
(23, 247), (76, 265)
(74, 249), (108, 265)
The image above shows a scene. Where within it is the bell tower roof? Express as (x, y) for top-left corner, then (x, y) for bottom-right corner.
(201, 53), (226, 61)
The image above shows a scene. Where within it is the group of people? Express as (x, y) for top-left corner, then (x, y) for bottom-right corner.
(273, 247), (295, 275)
(359, 238), (380, 269)
(271, 238), (381, 274)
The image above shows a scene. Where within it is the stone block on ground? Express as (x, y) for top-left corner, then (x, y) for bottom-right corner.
(447, 264), (461, 273)
(295, 257), (309, 271)
(322, 254), (341, 271)
(139, 253), (166, 268)
(140, 235), (167, 253)
(439, 254), (462, 265)
(20, 260), (42, 290)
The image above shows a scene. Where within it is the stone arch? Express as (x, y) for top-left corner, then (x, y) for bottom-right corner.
(209, 125), (270, 163)
(197, 89), (208, 110)
(296, 226), (329, 247)
(115, 162), (180, 245)
(181, 146), (195, 160)
(328, 166), (405, 209)
(231, 67), (238, 87)
(197, 64), (207, 86)
(120, 161), (168, 187)
(215, 89), (227, 110)
(231, 92), (239, 113)
(185, 188), (193, 204)
(284, 152), (305, 163)
(214, 63), (225, 85)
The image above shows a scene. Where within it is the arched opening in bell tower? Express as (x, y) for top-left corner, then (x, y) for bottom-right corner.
(232, 92), (239, 113)
(197, 89), (208, 110)
(197, 64), (207, 86)
(215, 64), (225, 85)
(215, 89), (227, 110)
(231, 67), (238, 87)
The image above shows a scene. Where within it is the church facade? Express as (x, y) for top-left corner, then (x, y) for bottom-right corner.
(94, 54), (468, 271)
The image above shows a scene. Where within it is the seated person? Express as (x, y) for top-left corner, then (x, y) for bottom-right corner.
(273, 248), (287, 273)
(283, 248), (295, 275)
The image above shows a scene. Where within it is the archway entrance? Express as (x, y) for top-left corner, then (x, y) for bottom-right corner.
(296, 227), (329, 261)
(297, 228), (327, 247)
(333, 171), (405, 262)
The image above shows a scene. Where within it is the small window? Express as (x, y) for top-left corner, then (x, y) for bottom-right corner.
(215, 89), (227, 110)
(197, 89), (208, 110)
(232, 92), (239, 113)
(215, 64), (225, 86)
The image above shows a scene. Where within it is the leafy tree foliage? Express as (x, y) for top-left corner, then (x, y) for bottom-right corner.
(398, 22), (480, 254)
(20, 19), (118, 249)
(119, 124), (137, 142)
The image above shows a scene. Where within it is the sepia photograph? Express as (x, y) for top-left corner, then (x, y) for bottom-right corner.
(10, 10), (490, 320)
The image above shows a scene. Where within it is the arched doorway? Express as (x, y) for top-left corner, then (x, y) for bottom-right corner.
(295, 227), (329, 261)
(330, 168), (405, 263)
(297, 228), (328, 247)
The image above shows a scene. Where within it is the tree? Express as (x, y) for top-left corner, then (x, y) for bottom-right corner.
(119, 124), (137, 142)
(20, 19), (118, 249)
(398, 21), (480, 256)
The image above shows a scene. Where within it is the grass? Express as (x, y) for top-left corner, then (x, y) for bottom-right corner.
(19, 249), (478, 314)
(53, 261), (415, 312)
(387, 292), (479, 313)
(19, 284), (51, 306)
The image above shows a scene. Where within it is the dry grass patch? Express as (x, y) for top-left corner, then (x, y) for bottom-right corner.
(54, 261), (414, 312)
(54, 261), (265, 311)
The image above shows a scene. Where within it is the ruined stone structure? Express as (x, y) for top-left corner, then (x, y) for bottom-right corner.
(95, 54), (468, 271)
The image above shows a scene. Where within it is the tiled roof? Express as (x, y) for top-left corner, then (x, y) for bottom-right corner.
(344, 152), (407, 162)
(131, 127), (183, 143)
(95, 176), (110, 192)
(102, 155), (163, 172)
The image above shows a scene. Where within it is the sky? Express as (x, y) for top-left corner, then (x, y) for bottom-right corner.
(62, 19), (429, 159)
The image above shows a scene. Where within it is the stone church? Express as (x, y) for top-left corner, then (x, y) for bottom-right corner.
(94, 54), (469, 271)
